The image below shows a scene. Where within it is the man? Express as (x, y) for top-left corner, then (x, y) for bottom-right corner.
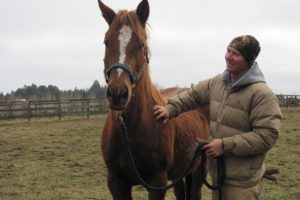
(153, 35), (282, 200)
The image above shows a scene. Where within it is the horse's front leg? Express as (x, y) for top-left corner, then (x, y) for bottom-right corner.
(147, 172), (168, 200)
(173, 179), (186, 200)
(107, 171), (133, 200)
(190, 166), (205, 200)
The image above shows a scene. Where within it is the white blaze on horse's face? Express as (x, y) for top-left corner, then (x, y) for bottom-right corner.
(118, 25), (133, 77)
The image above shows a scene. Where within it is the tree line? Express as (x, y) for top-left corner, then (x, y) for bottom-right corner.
(0, 80), (107, 102)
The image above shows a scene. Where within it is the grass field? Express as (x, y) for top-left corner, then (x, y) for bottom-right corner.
(0, 108), (299, 200)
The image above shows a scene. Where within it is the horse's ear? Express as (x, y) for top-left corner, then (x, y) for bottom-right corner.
(136, 0), (149, 27)
(98, 0), (116, 25)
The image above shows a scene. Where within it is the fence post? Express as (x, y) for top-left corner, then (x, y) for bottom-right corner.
(34, 103), (37, 116)
(87, 99), (90, 119)
(9, 102), (13, 119)
(27, 101), (31, 122)
(58, 100), (62, 120)
(81, 100), (84, 116)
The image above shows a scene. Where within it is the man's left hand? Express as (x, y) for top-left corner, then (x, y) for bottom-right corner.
(203, 139), (224, 158)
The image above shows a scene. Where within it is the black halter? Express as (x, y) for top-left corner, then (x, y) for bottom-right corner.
(104, 63), (147, 87)
(104, 63), (137, 84)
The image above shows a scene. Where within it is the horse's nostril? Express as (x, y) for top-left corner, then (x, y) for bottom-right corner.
(106, 87), (113, 98)
(106, 86), (129, 100)
(120, 87), (128, 98)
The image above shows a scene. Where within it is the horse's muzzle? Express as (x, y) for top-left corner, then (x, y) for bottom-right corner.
(106, 85), (129, 110)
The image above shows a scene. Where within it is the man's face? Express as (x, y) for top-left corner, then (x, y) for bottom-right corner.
(225, 47), (248, 77)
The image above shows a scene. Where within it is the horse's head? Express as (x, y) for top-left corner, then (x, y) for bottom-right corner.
(98, 0), (150, 111)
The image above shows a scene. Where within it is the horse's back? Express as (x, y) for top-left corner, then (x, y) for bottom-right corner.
(160, 87), (187, 98)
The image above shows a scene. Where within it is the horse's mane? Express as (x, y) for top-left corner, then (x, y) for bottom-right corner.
(116, 10), (166, 110)
(140, 66), (166, 105)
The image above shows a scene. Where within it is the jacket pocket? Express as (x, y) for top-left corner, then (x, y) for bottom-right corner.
(225, 154), (265, 181)
(249, 154), (265, 176)
(225, 156), (252, 181)
(208, 155), (265, 185)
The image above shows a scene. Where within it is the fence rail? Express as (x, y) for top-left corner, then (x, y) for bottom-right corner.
(0, 95), (298, 121)
(0, 99), (108, 121)
(276, 95), (300, 107)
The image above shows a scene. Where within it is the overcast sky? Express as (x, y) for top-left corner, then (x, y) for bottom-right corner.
(1, 0), (299, 94)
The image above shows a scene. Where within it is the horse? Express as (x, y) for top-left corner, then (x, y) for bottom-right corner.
(98, 0), (209, 199)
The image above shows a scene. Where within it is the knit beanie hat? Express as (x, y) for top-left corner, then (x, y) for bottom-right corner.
(228, 35), (261, 66)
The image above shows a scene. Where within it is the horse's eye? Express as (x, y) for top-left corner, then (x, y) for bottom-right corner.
(104, 39), (109, 47)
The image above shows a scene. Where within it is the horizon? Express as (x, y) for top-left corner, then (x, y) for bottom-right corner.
(1, 81), (298, 96)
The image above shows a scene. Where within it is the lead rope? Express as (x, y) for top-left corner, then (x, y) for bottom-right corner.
(119, 115), (225, 200)
(119, 115), (206, 191)
(200, 153), (225, 200)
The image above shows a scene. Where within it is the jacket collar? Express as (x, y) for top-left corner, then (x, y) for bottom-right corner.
(222, 62), (266, 92)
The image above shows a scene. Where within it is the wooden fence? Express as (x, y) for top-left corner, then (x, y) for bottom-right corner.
(0, 95), (298, 121)
(276, 95), (300, 107)
(0, 99), (108, 121)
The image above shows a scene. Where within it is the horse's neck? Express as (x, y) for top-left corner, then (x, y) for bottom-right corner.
(125, 87), (153, 123)
(123, 73), (163, 126)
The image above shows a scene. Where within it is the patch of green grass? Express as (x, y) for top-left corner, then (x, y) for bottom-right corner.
(0, 108), (299, 199)
(263, 107), (300, 200)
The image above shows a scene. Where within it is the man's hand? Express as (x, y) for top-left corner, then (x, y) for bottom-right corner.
(203, 139), (224, 158)
(153, 105), (169, 124)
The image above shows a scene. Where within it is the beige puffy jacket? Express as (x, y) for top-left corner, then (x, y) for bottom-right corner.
(167, 63), (282, 187)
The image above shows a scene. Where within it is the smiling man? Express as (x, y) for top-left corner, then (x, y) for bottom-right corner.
(153, 35), (282, 200)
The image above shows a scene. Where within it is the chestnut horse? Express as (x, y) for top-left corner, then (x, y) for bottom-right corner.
(98, 0), (209, 199)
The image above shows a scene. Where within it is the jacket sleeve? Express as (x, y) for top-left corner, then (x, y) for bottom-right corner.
(222, 91), (282, 156)
(167, 78), (212, 119)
